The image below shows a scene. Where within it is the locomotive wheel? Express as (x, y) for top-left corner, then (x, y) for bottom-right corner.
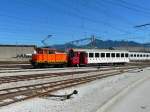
(32, 62), (40, 68)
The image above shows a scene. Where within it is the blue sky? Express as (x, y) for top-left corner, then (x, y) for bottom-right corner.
(0, 0), (150, 46)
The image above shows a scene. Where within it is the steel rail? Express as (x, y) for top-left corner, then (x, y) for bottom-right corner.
(0, 66), (143, 107)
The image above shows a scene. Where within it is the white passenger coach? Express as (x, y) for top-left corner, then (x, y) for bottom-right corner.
(87, 49), (129, 64)
(73, 49), (130, 64)
(72, 48), (150, 65)
(129, 52), (150, 61)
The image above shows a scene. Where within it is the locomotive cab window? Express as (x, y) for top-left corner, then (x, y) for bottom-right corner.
(49, 51), (54, 54)
(43, 49), (48, 54)
(89, 53), (94, 57)
(95, 53), (99, 57)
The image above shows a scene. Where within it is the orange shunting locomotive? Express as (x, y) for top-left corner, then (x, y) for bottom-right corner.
(31, 48), (68, 67)
(31, 47), (88, 68)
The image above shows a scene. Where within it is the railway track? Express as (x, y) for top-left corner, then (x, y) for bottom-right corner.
(0, 66), (145, 107)
(0, 70), (100, 84)
(0, 62), (147, 73)
(0, 65), (140, 74)
(0, 67), (95, 73)
(0, 65), (141, 84)
(0, 66), (109, 73)
(0, 64), (31, 69)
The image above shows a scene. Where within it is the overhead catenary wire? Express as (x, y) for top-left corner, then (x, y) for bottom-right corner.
(0, 1), (111, 40)
(0, 0), (149, 44)
(15, 0), (134, 41)
(94, 0), (135, 26)
(0, 0), (136, 35)
(118, 0), (150, 13)
(54, 0), (132, 34)
(103, 0), (150, 17)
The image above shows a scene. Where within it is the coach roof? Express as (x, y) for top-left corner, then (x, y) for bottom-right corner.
(72, 48), (129, 53)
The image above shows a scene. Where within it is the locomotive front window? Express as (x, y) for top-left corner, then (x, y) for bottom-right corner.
(38, 50), (43, 54)
(89, 53), (94, 57)
(36, 48), (44, 54)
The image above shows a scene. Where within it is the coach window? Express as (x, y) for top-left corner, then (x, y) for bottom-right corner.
(125, 53), (129, 57)
(134, 54), (136, 57)
(101, 53), (105, 58)
(116, 53), (120, 57)
(95, 53), (99, 58)
(121, 53), (124, 57)
(111, 53), (115, 57)
(147, 54), (149, 57)
(140, 54), (142, 57)
(137, 54), (139, 57)
(130, 54), (133, 57)
(89, 53), (94, 58)
(106, 53), (110, 57)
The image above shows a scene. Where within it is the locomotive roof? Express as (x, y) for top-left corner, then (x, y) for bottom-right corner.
(72, 48), (129, 53)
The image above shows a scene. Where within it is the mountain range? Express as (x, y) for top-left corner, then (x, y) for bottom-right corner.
(51, 39), (150, 50)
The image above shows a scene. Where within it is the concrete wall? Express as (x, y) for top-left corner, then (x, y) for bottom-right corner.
(0, 45), (36, 62)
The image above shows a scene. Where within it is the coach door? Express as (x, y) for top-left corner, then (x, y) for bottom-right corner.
(79, 52), (87, 65)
